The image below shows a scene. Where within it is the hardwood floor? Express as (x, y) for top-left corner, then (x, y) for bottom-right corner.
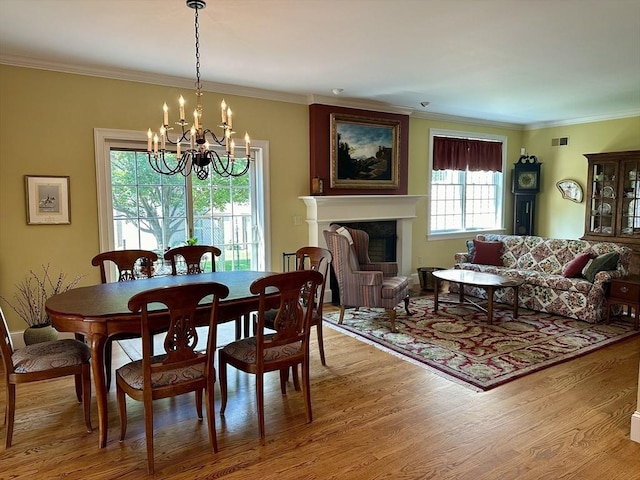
(1, 320), (639, 479)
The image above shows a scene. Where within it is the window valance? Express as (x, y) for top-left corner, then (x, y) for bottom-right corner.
(433, 136), (502, 172)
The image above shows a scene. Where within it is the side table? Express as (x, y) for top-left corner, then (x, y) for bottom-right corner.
(606, 275), (640, 330)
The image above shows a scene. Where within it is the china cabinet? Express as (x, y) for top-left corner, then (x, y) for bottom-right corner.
(583, 150), (640, 274)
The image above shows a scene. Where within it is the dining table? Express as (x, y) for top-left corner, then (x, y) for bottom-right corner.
(45, 270), (276, 448)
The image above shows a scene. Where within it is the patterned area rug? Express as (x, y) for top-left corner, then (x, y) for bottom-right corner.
(323, 294), (639, 391)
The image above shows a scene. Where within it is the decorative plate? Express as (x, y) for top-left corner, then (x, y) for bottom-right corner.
(600, 202), (612, 215)
(602, 186), (615, 198)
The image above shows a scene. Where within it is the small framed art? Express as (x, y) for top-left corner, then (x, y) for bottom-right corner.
(25, 175), (71, 224)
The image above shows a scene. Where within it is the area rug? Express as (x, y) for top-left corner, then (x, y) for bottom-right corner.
(323, 294), (639, 391)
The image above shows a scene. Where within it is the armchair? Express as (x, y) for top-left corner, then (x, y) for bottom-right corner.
(344, 225), (399, 277)
(323, 225), (410, 332)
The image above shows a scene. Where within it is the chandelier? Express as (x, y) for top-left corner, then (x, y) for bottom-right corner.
(146, 0), (251, 180)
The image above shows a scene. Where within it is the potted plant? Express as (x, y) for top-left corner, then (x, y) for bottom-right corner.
(1, 263), (84, 345)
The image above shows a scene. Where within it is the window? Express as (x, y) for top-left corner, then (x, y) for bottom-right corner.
(94, 129), (270, 280)
(428, 129), (506, 238)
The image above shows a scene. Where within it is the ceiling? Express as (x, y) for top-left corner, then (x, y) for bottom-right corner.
(1, 0), (639, 128)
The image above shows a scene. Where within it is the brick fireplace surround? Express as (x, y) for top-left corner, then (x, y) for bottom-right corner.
(299, 195), (425, 277)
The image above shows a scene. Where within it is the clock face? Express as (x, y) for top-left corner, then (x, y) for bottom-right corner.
(517, 171), (538, 189)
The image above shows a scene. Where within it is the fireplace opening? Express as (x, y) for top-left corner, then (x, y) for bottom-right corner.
(328, 221), (397, 303)
(332, 221), (397, 262)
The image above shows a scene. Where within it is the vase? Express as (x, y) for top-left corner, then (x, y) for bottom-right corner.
(23, 324), (59, 345)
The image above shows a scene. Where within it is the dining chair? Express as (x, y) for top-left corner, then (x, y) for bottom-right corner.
(323, 225), (410, 332)
(163, 245), (222, 275)
(0, 306), (92, 448)
(164, 245), (244, 340)
(219, 270), (323, 444)
(91, 249), (159, 391)
(115, 281), (229, 474)
(263, 246), (332, 366)
(91, 249), (159, 283)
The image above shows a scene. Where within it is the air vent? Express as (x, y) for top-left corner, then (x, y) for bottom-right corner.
(551, 137), (569, 147)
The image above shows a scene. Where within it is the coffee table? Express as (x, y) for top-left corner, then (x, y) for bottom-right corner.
(432, 269), (523, 324)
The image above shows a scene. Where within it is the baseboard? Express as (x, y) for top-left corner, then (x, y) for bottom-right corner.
(631, 411), (640, 443)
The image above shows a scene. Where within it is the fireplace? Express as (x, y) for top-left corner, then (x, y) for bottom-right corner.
(299, 195), (425, 277)
(332, 221), (397, 262)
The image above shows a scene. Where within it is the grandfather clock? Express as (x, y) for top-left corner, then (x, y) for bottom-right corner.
(512, 154), (541, 235)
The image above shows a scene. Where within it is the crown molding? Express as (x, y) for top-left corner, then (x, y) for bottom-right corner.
(524, 109), (640, 130)
(2, 54), (636, 131)
(306, 94), (414, 116)
(410, 110), (525, 130)
(0, 54), (307, 105)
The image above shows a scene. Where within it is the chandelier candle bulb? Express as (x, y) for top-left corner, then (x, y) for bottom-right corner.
(190, 126), (196, 149)
(245, 133), (250, 156)
(221, 100), (227, 123)
(227, 108), (232, 129)
(163, 103), (168, 126)
(179, 96), (185, 122)
(176, 141), (181, 158)
(230, 139), (235, 156)
(193, 109), (199, 129)
(160, 126), (166, 150)
(147, 129), (153, 151)
(153, 134), (158, 154)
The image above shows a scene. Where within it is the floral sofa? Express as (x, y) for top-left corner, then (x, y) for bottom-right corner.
(453, 234), (632, 323)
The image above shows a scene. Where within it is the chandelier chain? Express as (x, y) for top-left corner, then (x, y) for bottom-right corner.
(194, 5), (202, 93)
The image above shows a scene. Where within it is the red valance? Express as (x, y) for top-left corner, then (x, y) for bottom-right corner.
(433, 136), (503, 172)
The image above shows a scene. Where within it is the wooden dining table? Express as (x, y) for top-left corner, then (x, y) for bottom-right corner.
(45, 270), (276, 448)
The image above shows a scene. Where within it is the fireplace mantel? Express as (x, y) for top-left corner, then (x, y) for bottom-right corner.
(299, 195), (426, 276)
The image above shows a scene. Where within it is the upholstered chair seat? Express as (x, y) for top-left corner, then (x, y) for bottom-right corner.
(221, 335), (303, 364)
(12, 339), (91, 373)
(116, 355), (206, 389)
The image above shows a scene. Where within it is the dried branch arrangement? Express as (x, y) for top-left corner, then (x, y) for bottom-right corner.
(1, 263), (84, 327)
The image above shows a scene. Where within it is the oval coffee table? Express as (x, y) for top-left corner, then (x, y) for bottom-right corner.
(432, 269), (523, 324)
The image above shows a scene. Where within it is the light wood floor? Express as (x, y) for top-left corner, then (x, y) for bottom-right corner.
(1, 317), (639, 479)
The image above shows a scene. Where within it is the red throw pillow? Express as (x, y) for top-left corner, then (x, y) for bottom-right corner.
(562, 252), (596, 278)
(472, 239), (502, 266)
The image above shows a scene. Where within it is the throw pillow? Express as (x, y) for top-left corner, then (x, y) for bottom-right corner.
(562, 252), (596, 278)
(466, 239), (475, 259)
(583, 252), (619, 282)
(472, 239), (503, 266)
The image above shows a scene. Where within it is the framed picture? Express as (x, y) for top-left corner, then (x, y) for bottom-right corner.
(330, 113), (400, 189)
(556, 179), (583, 203)
(25, 175), (71, 224)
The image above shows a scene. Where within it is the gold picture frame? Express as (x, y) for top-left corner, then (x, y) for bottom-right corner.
(25, 175), (71, 224)
(330, 113), (400, 189)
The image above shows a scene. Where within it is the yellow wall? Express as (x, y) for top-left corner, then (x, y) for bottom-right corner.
(0, 65), (310, 331)
(1, 64), (639, 334)
(524, 117), (640, 239)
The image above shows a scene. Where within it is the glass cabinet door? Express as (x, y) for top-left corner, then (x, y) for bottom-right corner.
(621, 159), (640, 236)
(588, 160), (617, 236)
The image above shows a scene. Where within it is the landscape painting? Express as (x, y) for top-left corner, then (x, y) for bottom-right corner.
(330, 113), (400, 189)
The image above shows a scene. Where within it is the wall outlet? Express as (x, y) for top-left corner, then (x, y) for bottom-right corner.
(293, 215), (302, 226)
(417, 256), (423, 264)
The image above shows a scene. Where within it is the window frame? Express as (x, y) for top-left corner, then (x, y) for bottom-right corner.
(427, 128), (507, 241)
(94, 128), (271, 280)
